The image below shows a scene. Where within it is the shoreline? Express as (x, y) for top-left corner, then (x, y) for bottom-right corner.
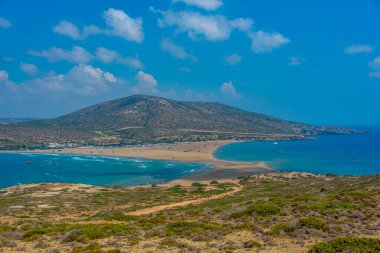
(2, 140), (274, 185)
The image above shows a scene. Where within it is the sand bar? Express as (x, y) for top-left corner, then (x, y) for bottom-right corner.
(9, 140), (273, 181)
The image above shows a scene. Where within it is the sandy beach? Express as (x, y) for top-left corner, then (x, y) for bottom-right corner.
(14, 140), (273, 181)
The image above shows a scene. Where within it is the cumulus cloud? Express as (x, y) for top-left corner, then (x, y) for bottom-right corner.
(249, 30), (290, 53)
(160, 38), (197, 61)
(0, 68), (129, 117)
(53, 9), (144, 43)
(28, 46), (93, 64)
(0, 17), (11, 29)
(172, 0), (223, 11)
(103, 8), (144, 43)
(224, 54), (241, 65)
(53, 20), (82, 40)
(344, 44), (375, 55)
(0, 70), (9, 82)
(96, 47), (144, 69)
(369, 56), (380, 78)
(158, 10), (253, 42)
(220, 81), (239, 98)
(1, 65), (119, 98)
(27, 65), (117, 96)
(230, 18), (253, 32)
(131, 71), (159, 94)
(67, 65), (117, 94)
(19, 62), (39, 74)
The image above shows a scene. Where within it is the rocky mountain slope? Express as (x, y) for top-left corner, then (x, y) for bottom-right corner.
(0, 95), (360, 149)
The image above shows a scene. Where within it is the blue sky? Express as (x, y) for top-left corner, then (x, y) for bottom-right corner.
(0, 0), (380, 125)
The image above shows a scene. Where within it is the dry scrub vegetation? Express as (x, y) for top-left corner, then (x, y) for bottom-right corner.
(0, 172), (379, 252)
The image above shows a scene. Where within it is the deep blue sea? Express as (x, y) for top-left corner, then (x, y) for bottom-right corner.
(0, 153), (213, 189)
(215, 126), (380, 176)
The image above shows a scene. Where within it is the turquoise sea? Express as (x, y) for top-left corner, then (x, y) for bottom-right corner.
(0, 153), (213, 189)
(1, 126), (379, 188)
(215, 126), (380, 176)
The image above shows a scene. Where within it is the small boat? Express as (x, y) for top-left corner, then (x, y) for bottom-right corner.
(274, 142), (278, 145)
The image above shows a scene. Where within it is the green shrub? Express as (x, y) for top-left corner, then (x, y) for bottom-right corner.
(313, 200), (356, 213)
(22, 223), (133, 241)
(74, 224), (133, 240)
(165, 221), (228, 237)
(0, 224), (13, 234)
(230, 202), (280, 218)
(168, 185), (187, 194)
(22, 223), (68, 241)
(308, 237), (380, 253)
(271, 223), (296, 235)
(299, 217), (327, 230)
(250, 203), (280, 216)
(83, 242), (102, 253)
(138, 215), (166, 229)
(93, 211), (136, 222)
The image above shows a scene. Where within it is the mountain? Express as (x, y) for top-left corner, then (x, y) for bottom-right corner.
(0, 95), (360, 149)
(0, 118), (38, 124)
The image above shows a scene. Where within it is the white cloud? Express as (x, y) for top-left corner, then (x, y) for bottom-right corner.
(369, 56), (380, 78)
(67, 65), (117, 95)
(0, 64), (120, 101)
(250, 30), (290, 53)
(288, 56), (303, 66)
(53, 20), (82, 40)
(19, 62), (39, 74)
(172, 0), (223, 11)
(0, 70), (9, 82)
(96, 47), (144, 69)
(2, 57), (16, 62)
(103, 8), (144, 43)
(230, 18), (253, 32)
(220, 81), (239, 98)
(224, 54), (241, 66)
(369, 56), (380, 70)
(0, 17), (11, 29)
(160, 38), (196, 61)
(96, 47), (119, 64)
(180, 67), (192, 73)
(369, 72), (380, 78)
(28, 46), (93, 64)
(132, 71), (159, 94)
(344, 44), (375, 55)
(158, 10), (252, 42)
(53, 9), (144, 43)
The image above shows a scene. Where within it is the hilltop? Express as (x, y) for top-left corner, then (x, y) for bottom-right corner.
(0, 95), (360, 149)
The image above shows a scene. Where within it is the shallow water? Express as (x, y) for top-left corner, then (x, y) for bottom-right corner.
(214, 126), (380, 176)
(0, 153), (213, 188)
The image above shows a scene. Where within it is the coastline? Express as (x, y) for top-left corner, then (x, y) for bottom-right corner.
(3, 140), (273, 184)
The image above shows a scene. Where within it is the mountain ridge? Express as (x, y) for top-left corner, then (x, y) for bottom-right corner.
(0, 95), (361, 149)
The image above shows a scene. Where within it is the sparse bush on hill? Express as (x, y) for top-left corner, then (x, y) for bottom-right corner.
(0, 173), (378, 252)
(308, 237), (380, 253)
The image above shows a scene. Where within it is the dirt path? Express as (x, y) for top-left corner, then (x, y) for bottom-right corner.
(126, 187), (242, 216)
